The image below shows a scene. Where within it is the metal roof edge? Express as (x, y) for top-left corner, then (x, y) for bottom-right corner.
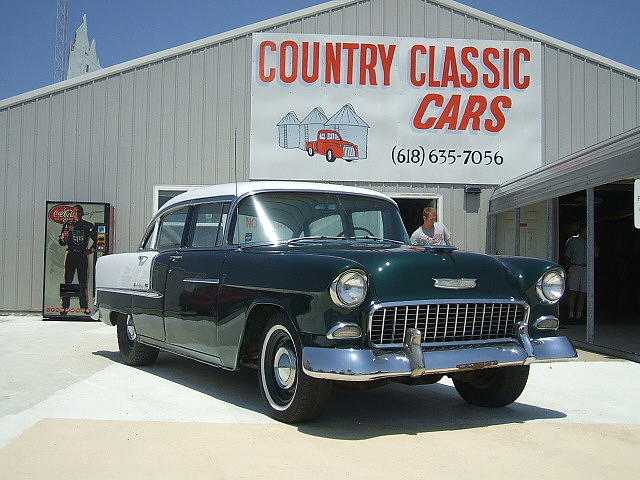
(493, 126), (640, 197)
(431, 0), (640, 78)
(2, 0), (638, 111)
(489, 126), (640, 213)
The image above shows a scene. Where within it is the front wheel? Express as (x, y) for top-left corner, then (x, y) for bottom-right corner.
(117, 314), (159, 366)
(259, 313), (332, 423)
(452, 365), (529, 407)
(325, 149), (336, 162)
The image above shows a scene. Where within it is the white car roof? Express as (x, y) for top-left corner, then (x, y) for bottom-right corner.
(158, 181), (395, 214)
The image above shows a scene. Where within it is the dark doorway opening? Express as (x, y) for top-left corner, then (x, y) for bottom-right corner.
(558, 182), (640, 354)
(394, 198), (438, 237)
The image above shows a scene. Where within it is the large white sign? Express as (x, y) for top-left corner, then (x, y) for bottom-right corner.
(250, 33), (542, 184)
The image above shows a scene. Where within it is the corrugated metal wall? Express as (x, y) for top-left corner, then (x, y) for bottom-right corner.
(1, 0), (639, 310)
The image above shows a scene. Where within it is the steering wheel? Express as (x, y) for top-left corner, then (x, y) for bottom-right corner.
(337, 226), (375, 237)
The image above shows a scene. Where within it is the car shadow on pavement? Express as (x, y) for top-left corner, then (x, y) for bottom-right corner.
(93, 350), (265, 413)
(299, 382), (567, 439)
(93, 350), (566, 438)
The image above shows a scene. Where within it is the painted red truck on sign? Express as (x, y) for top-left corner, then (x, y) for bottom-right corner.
(306, 129), (359, 162)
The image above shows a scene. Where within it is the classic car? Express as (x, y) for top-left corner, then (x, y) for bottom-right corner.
(306, 129), (359, 162)
(94, 181), (576, 423)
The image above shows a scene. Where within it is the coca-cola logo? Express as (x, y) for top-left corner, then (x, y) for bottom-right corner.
(49, 205), (77, 224)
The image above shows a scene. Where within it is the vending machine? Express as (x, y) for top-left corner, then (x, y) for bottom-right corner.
(43, 202), (114, 319)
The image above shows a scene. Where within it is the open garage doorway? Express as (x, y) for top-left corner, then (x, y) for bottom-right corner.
(393, 197), (440, 240)
(559, 181), (640, 356)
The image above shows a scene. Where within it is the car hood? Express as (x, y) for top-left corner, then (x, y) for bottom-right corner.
(251, 242), (524, 302)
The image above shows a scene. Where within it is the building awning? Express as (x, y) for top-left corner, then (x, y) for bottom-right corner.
(489, 127), (640, 214)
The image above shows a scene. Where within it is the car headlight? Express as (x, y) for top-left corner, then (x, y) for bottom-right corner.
(330, 269), (368, 308)
(536, 269), (565, 304)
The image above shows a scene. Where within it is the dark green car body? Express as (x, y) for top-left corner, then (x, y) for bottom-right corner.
(95, 182), (576, 421)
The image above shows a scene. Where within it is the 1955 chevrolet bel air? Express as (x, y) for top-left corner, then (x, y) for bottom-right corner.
(94, 181), (577, 423)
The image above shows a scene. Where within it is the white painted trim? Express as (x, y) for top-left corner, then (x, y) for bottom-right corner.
(2, 0), (638, 110)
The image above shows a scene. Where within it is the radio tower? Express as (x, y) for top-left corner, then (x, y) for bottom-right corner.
(53, 0), (70, 83)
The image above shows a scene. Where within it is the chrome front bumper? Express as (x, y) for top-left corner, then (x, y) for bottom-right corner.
(302, 335), (577, 381)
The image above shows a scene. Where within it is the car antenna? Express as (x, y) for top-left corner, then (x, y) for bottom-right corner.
(233, 128), (241, 250)
(234, 128), (238, 197)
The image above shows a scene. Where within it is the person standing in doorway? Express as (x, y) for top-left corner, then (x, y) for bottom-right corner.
(410, 207), (455, 246)
(58, 205), (96, 314)
(563, 222), (597, 324)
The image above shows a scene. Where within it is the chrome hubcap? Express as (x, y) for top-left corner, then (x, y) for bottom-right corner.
(126, 316), (137, 341)
(273, 346), (297, 390)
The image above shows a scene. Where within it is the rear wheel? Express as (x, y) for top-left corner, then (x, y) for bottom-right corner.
(307, 147), (314, 156)
(117, 314), (159, 366)
(452, 365), (529, 407)
(259, 313), (332, 423)
(325, 149), (336, 162)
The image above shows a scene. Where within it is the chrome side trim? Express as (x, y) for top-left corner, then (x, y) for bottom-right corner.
(137, 335), (229, 369)
(96, 287), (163, 299)
(302, 336), (577, 381)
(183, 278), (220, 285)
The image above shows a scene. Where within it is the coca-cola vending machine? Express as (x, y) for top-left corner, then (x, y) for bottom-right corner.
(43, 202), (114, 319)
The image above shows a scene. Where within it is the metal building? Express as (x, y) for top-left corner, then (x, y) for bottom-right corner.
(1, 0), (639, 360)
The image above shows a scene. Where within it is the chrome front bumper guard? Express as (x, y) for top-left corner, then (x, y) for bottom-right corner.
(302, 331), (577, 381)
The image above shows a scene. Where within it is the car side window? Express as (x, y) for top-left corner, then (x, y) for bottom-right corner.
(190, 202), (227, 248)
(139, 221), (157, 250)
(156, 207), (189, 250)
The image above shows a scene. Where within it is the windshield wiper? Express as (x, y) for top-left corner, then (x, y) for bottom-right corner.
(286, 235), (347, 244)
(348, 235), (404, 244)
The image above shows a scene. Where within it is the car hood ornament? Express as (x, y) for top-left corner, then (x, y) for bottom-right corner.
(433, 278), (477, 289)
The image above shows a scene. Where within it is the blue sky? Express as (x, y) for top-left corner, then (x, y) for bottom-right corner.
(1, 0), (638, 101)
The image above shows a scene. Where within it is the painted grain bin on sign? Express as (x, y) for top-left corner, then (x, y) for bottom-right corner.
(277, 111), (300, 149)
(325, 104), (370, 159)
(298, 107), (328, 150)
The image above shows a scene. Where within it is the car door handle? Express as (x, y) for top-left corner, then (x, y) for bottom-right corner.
(169, 255), (183, 261)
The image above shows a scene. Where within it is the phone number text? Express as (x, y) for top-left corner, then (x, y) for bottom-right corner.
(391, 147), (504, 167)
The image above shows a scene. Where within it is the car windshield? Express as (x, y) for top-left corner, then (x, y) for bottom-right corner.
(230, 192), (410, 245)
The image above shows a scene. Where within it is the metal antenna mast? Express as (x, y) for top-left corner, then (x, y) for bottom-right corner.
(54, 0), (70, 83)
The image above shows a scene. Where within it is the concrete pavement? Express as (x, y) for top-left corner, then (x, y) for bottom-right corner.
(1, 315), (639, 479)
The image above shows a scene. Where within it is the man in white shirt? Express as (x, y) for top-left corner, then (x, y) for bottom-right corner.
(563, 223), (597, 324)
(410, 207), (455, 246)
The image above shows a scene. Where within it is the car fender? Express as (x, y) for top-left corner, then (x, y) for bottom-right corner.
(217, 251), (368, 368)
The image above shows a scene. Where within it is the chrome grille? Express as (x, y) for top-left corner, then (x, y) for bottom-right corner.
(343, 146), (356, 157)
(369, 301), (526, 346)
